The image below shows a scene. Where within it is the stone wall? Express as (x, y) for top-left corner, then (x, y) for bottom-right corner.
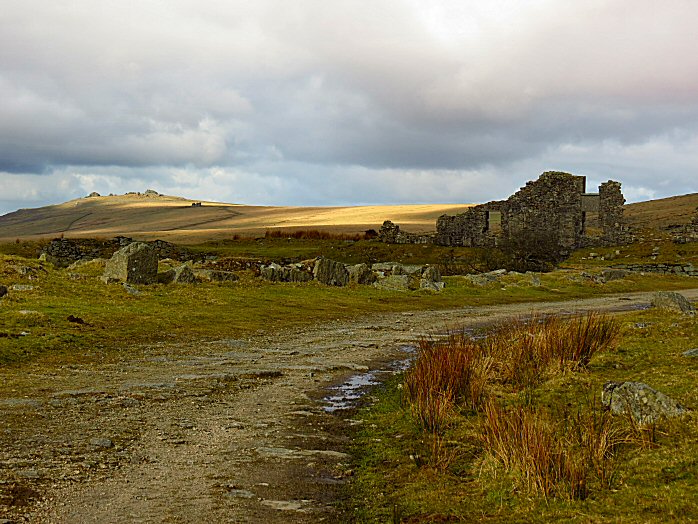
(378, 221), (434, 244)
(599, 181), (627, 243)
(499, 172), (586, 253)
(611, 263), (697, 277)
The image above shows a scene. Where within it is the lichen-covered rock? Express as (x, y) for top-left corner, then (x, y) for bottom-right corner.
(651, 291), (696, 315)
(421, 265), (441, 282)
(103, 242), (157, 284)
(313, 258), (348, 286)
(196, 269), (239, 282)
(601, 268), (629, 282)
(168, 264), (197, 284)
(347, 263), (376, 285)
(601, 381), (687, 424)
(260, 263), (312, 283)
(419, 279), (445, 292)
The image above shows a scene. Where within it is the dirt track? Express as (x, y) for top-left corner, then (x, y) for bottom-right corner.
(2, 289), (697, 523)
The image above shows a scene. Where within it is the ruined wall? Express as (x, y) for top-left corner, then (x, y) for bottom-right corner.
(378, 221), (433, 244)
(499, 171), (586, 253)
(598, 181), (626, 243)
(435, 205), (489, 247)
(384, 171), (627, 251)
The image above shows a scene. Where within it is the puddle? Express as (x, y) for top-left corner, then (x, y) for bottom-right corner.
(322, 345), (416, 413)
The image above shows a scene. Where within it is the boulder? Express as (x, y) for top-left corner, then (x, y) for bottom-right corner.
(347, 263), (376, 285)
(159, 263), (197, 284)
(197, 269), (239, 282)
(602, 381), (687, 424)
(419, 279), (445, 292)
(651, 291), (696, 315)
(313, 258), (349, 286)
(466, 269), (507, 286)
(103, 242), (158, 284)
(260, 263), (312, 283)
(421, 265), (441, 282)
(601, 268), (629, 282)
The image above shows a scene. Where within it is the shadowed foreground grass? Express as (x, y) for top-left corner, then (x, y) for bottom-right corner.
(345, 307), (698, 522)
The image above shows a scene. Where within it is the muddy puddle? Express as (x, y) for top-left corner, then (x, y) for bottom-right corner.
(322, 344), (417, 412)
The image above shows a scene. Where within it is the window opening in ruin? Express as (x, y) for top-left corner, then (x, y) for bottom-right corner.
(485, 211), (502, 233)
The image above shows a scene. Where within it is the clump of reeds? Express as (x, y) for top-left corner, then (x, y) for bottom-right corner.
(403, 337), (492, 432)
(263, 229), (366, 241)
(482, 312), (621, 388)
(480, 400), (626, 499)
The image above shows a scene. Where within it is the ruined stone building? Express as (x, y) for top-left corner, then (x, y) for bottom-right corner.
(380, 171), (627, 251)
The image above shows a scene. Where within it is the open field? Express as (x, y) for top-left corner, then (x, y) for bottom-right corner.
(0, 193), (473, 244)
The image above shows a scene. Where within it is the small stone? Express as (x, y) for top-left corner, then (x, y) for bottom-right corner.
(682, 348), (698, 357)
(89, 437), (114, 448)
(10, 284), (33, 291)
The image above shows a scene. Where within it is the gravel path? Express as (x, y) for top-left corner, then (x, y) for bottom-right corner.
(1, 288), (696, 523)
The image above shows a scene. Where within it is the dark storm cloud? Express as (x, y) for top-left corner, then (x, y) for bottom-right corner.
(1, 1), (697, 214)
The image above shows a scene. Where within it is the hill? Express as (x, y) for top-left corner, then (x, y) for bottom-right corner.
(624, 192), (698, 229)
(1, 191), (695, 245)
(0, 193), (473, 244)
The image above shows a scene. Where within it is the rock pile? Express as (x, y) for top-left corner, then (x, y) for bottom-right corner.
(259, 258), (444, 291)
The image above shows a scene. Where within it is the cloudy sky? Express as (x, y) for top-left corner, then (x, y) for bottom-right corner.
(1, 1), (697, 215)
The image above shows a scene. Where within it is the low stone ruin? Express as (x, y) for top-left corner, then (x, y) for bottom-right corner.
(259, 258), (445, 291)
(102, 242), (158, 284)
(381, 171), (630, 254)
(40, 237), (199, 268)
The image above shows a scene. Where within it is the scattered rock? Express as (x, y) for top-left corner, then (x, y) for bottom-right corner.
(89, 438), (114, 448)
(103, 242), (158, 284)
(313, 258), (349, 287)
(226, 488), (256, 499)
(122, 283), (141, 295)
(260, 263), (313, 283)
(651, 291), (696, 315)
(10, 284), (34, 291)
(602, 381), (687, 424)
(682, 348), (698, 357)
(196, 269), (239, 282)
(419, 279), (445, 292)
(421, 265), (441, 282)
(159, 263), (197, 284)
(466, 269), (507, 286)
(347, 263), (375, 285)
(601, 268), (629, 282)
(373, 274), (418, 291)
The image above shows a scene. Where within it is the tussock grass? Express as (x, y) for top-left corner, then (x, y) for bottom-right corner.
(404, 313), (620, 431)
(480, 400), (626, 499)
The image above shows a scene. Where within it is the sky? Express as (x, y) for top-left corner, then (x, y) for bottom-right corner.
(1, 1), (698, 215)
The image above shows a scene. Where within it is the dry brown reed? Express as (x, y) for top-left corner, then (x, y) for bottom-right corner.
(264, 229), (366, 241)
(481, 400), (626, 499)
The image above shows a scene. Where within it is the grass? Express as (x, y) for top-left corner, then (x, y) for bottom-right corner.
(345, 305), (698, 522)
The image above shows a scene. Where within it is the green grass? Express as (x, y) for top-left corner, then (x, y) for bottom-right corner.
(344, 307), (698, 522)
(1, 251), (696, 370)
